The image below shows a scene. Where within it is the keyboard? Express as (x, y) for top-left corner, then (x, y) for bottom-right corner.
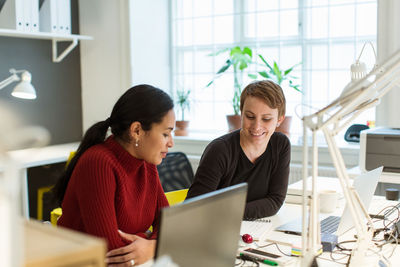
(240, 220), (273, 241)
(320, 216), (341, 234)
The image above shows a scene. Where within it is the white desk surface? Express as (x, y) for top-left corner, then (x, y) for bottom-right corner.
(237, 200), (400, 266)
(7, 142), (79, 168)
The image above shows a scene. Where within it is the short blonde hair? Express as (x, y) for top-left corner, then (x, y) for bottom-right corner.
(240, 80), (286, 118)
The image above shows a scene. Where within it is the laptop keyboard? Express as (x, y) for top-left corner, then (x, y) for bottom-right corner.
(320, 216), (341, 234)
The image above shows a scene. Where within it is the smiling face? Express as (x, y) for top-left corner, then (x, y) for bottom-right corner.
(134, 109), (176, 165)
(240, 96), (284, 146)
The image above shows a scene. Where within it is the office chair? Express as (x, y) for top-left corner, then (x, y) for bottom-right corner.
(157, 152), (194, 192)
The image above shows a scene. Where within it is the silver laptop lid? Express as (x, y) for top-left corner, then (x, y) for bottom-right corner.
(156, 183), (248, 267)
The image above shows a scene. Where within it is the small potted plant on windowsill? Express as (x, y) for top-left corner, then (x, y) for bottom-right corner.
(249, 54), (301, 137)
(206, 46), (253, 132)
(174, 88), (191, 136)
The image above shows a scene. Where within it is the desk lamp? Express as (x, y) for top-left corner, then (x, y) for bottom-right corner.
(0, 69), (37, 99)
(301, 45), (400, 266)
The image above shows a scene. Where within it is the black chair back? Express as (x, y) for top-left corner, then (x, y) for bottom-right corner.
(157, 152), (194, 192)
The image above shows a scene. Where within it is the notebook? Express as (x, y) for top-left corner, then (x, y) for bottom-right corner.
(275, 166), (383, 236)
(155, 183), (248, 267)
(240, 219), (273, 241)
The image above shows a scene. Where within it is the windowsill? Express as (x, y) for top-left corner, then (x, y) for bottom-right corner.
(171, 130), (360, 167)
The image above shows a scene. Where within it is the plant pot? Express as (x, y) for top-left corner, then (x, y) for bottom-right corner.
(276, 116), (292, 137)
(174, 120), (190, 136)
(226, 115), (241, 132)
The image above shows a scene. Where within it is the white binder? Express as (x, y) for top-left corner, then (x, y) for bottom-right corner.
(39, 0), (58, 33)
(31, 0), (39, 32)
(57, 0), (71, 34)
(0, 0), (25, 31)
(22, 0), (31, 31)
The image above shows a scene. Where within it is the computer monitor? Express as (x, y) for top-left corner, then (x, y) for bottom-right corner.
(155, 183), (248, 267)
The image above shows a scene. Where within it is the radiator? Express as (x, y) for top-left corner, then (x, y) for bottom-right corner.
(289, 163), (337, 185)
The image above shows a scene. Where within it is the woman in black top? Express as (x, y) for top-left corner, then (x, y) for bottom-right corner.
(186, 80), (291, 219)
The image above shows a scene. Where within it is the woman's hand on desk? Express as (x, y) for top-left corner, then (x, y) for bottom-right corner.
(105, 230), (156, 266)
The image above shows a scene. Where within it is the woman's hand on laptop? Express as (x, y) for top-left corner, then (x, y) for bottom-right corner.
(106, 230), (156, 266)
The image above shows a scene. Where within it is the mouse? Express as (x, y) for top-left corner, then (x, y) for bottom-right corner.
(241, 233), (253, 244)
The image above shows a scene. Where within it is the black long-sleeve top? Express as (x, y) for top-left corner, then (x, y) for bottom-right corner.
(186, 130), (291, 219)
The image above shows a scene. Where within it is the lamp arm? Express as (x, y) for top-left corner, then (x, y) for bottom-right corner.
(0, 74), (19, 90)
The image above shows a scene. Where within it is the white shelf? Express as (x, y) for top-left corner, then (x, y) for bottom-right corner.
(0, 28), (93, 62)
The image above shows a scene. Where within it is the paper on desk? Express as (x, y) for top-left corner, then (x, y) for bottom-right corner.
(240, 220), (272, 241)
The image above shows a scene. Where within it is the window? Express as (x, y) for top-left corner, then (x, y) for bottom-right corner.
(171, 0), (377, 138)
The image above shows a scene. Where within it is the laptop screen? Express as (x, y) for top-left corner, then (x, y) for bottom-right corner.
(155, 183), (248, 267)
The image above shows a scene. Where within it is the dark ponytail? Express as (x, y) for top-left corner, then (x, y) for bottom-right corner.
(53, 84), (173, 205)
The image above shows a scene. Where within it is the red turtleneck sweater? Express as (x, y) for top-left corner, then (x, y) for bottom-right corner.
(58, 136), (169, 250)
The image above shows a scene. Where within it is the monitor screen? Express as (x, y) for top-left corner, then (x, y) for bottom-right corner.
(156, 183), (248, 267)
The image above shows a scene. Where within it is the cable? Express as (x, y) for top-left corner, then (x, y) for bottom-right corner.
(256, 242), (293, 257)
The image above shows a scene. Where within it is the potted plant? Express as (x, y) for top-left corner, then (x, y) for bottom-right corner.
(174, 88), (191, 136)
(207, 46), (253, 131)
(250, 54), (301, 136)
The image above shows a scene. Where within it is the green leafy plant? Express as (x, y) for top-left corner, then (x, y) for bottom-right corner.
(207, 46), (253, 115)
(249, 54), (301, 92)
(176, 88), (191, 121)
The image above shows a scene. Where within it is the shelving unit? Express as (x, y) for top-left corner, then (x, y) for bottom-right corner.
(0, 28), (93, 62)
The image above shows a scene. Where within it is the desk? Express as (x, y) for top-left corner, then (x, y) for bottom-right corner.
(24, 219), (106, 267)
(238, 198), (400, 266)
(5, 142), (79, 217)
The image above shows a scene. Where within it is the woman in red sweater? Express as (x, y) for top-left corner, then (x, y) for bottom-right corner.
(53, 84), (175, 266)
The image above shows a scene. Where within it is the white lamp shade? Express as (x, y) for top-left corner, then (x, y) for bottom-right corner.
(10, 72), (36, 99)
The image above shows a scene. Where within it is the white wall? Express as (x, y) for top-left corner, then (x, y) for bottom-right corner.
(129, 0), (171, 91)
(78, 0), (170, 132)
(376, 0), (400, 128)
(78, 0), (132, 131)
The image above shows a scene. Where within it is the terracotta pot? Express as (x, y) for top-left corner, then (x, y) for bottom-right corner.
(174, 120), (190, 136)
(226, 115), (241, 132)
(276, 116), (292, 137)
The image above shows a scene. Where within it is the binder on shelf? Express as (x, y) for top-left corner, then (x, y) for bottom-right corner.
(22, 0), (31, 31)
(57, 0), (71, 35)
(31, 0), (39, 32)
(0, 0), (24, 31)
(39, 0), (57, 33)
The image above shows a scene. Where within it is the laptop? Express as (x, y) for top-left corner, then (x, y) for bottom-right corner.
(275, 166), (383, 236)
(155, 183), (248, 267)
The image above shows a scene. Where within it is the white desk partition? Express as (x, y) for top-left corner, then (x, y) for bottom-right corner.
(6, 142), (79, 217)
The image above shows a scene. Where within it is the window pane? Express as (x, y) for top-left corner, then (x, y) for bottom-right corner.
(329, 70), (349, 100)
(356, 3), (377, 36)
(330, 5), (355, 37)
(176, 19), (193, 46)
(311, 45), (328, 70)
(244, 13), (257, 38)
(193, 0), (212, 17)
(194, 50), (212, 73)
(280, 10), (299, 36)
(214, 16), (234, 44)
(257, 0), (279, 11)
(330, 44), (354, 69)
(193, 17), (212, 45)
(310, 71), (328, 103)
(214, 0), (234, 15)
(281, 0), (298, 9)
(257, 12), (279, 38)
(182, 51), (193, 73)
(308, 7), (328, 38)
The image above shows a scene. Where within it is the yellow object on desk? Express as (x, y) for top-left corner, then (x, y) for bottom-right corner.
(165, 188), (188, 205)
